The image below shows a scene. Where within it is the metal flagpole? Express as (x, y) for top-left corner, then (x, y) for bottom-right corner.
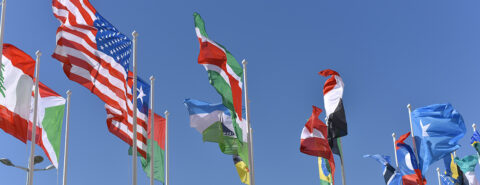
(242, 59), (255, 185)
(149, 76), (154, 185)
(392, 133), (398, 168)
(436, 168), (441, 185)
(131, 31), (139, 185)
(62, 90), (72, 185)
(473, 123), (480, 165)
(26, 51), (41, 185)
(164, 110), (169, 185)
(0, 0), (6, 73)
(338, 138), (346, 185)
(407, 104), (423, 184)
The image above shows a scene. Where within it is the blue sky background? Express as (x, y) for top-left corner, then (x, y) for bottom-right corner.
(1, 0), (480, 184)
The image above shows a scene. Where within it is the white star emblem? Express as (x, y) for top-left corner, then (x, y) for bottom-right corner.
(420, 120), (431, 137)
(137, 86), (146, 104)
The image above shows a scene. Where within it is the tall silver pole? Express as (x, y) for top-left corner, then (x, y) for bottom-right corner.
(62, 90), (72, 185)
(149, 76), (154, 185)
(131, 31), (138, 185)
(436, 168), (441, 185)
(338, 138), (346, 185)
(164, 110), (169, 185)
(407, 104), (423, 183)
(0, 0), (6, 77)
(26, 51), (41, 185)
(392, 133), (398, 167)
(241, 59), (255, 185)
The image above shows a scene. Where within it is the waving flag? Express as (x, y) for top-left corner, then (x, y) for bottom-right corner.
(411, 103), (466, 173)
(471, 130), (480, 154)
(233, 155), (250, 185)
(318, 157), (333, 185)
(193, 12), (245, 143)
(109, 73), (150, 158)
(396, 143), (424, 185)
(0, 44), (35, 143)
(455, 155), (480, 185)
(300, 106), (335, 184)
(28, 82), (66, 168)
(129, 112), (165, 183)
(363, 154), (402, 185)
(394, 132), (425, 185)
(443, 153), (468, 185)
(184, 98), (248, 155)
(319, 69), (347, 155)
(319, 69), (347, 139)
(52, 0), (149, 157)
(184, 98), (249, 184)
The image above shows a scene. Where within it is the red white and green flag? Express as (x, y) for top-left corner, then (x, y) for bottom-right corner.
(28, 82), (66, 168)
(193, 12), (245, 142)
(0, 44), (66, 168)
(129, 112), (166, 183)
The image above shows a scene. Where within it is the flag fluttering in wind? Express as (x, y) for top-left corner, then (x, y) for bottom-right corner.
(184, 98), (248, 155)
(108, 72), (150, 158)
(28, 82), (66, 168)
(411, 103), (466, 173)
(0, 44), (66, 168)
(455, 155), (480, 185)
(318, 157), (333, 185)
(52, 0), (149, 157)
(233, 155), (250, 185)
(319, 69), (347, 155)
(184, 98), (250, 184)
(443, 153), (468, 185)
(193, 12), (245, 144)
(363, 154), (402, 185)
(129, 112), (166, 183)
(396, 141), (424, 184)
(300, 106), (335, 184)
(0, 44), (35, 143)
(471, 130), (480, 154)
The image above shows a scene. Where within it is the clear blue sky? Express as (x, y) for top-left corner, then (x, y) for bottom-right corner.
(1, 0), (480, 184)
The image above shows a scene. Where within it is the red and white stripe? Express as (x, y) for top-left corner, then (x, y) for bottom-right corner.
(318, 69), (344, 117)
(299, 106), (335, 184)
(52, 0), (147, 157)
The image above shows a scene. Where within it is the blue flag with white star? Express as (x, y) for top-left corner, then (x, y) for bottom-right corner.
(411, 103), (466, 174)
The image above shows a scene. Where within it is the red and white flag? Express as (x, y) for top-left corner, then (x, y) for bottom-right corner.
(52, 0), (147, 157)
(300, 106), (335, 184)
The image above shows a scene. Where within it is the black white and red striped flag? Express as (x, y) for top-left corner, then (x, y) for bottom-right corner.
(319, 69), (348, 155)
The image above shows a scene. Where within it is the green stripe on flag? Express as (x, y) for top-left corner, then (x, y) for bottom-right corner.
(42, 104), (65, 161)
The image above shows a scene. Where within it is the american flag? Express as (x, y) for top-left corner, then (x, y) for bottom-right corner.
(52, 0), (148, 157)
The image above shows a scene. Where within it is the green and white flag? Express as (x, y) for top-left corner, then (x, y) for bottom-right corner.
(455, 155), (480, 185)
(184, 98), (249, 166)
(30, 82), (66, 168)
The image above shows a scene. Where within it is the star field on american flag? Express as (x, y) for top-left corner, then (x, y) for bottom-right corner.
(94, 13), (132, 72)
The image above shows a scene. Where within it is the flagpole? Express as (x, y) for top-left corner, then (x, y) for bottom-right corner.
(62, 90), (72, 185)
(164, 110), (169, 185)
(436, 168), (441, 185)
(26, 51), (41, 185)
(338, 138), (347, 185)
(131, 30), (139, 185)
(407, 104), (423, 184)
(0, 0), (6, 76)
(242, 59), (255, 185)
(149, 76), (154, 185)
(473, 123), (480, 165)
(392, 133), (398, 167)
